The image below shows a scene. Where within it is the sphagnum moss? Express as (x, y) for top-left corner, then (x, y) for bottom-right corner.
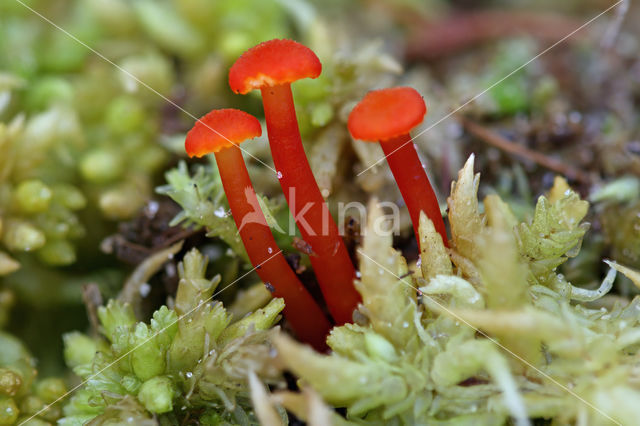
(242, 156), (640, 425)
(1, 0), (319, 273)
(60, 248), (284, 425)
(0, 330), (68, 425)
(2, 2), (640, 425)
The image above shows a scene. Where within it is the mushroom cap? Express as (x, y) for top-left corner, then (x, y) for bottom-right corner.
(347, 87), (427, 142)
(185, 109), (262, 157)
(229, 39), (322, 94)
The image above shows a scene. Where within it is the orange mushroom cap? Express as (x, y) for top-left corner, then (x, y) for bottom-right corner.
(229, 39), (322, 95)
(347, 87), (427, 142)
(185, 109), (262, 158)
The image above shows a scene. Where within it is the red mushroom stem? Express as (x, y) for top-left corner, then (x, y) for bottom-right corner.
(380, 134), (448, 246)
(215, 144), (331, 350)
(261, 84), (360, 325)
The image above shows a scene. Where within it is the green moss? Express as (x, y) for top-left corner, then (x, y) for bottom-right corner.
(265, 157), (640, 425)
(60, 248), (284, 424)
(0, 0), (306, 273)
(0, 331), (66, 425)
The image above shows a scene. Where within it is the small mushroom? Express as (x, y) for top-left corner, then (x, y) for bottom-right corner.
(185, 108), (331, 350)
(348, 87), (448, 247)
(229, 39), (359, 325)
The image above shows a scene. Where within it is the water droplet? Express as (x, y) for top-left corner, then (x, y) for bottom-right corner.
(214, 207), (226, 217)
(185, 372), (193, 378)
(402, 321), (409, 328)
(276, 171), (283, 179)
(267, 247), (273, 254)
(139, 283), (151, 298)
(355, 271), (362, 278)
(146, 201), (159, 217)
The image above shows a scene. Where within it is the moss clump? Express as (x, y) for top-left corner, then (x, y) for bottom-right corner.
(60, 248), (284, 425)
(252, 156), (640, 425)
(0, 0), (315, 272)
(0, 331), (67, 425)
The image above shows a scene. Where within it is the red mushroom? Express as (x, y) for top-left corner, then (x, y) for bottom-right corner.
(348, 87), (448, 247)
(185, 108), (331, 350)
(229, 39), (359, 325)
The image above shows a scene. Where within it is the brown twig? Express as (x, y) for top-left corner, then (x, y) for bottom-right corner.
(406, 10), (585, 61)
(459, 116), (592, 184)
(118, 240), (184, 319)
(81, 283), (103, 337)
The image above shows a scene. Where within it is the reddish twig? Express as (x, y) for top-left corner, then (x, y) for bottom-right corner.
(406, 10), (584, 61)
(460, 117), (592, 184)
